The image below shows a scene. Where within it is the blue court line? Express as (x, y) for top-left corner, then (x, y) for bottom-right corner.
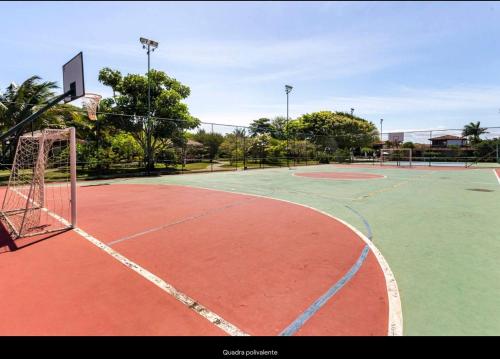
(279, 205), (373, 336)
(279, 245), (370, 336)
(344, 205), (373, 240)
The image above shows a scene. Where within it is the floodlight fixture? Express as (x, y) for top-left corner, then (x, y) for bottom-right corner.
(140, 37), (159, 49)
(285, 85), (293, 94)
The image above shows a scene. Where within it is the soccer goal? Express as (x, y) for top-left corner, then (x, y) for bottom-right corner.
(0, 128), (77, 238)
(380, 148), (412, 167)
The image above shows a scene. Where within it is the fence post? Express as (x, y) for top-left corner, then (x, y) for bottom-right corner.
(429, 130), (432, 167)
(182, 141), (186, 174)
(211, 123), (214, 172)
(243, 131), (247, 170)
(235, 127), (238, 171)
(294, 133), (297, 166)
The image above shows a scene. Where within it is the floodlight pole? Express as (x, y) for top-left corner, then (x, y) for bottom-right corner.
(285, 85), (293, 168)
(140, 37), (158, 175)
(380, 118), (383, 142)
(147, 43), (151, 114)
(147, 43), (151, 175)
(351, 108), (354, 116)
(287, 91), (289, 168)
(379, 118), (384, 160)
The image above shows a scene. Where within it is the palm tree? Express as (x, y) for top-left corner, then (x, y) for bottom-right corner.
(462, 121), (487, 145)
(0, 76), (80, 161)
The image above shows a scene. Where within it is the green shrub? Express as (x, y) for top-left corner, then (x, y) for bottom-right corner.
(158, 148), (178, 166)
(334, 149), (351, 163)
(318, 152), (331, 164)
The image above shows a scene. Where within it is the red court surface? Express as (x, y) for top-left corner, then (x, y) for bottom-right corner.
(495, 168), (500, 182)
(294, 172), (385, 180)
(0, 184), (390, 335)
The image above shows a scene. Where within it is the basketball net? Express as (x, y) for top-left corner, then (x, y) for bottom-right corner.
(82, 93), (102, 121)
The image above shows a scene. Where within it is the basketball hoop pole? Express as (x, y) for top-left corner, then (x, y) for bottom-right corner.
(0, 90), (73, 142)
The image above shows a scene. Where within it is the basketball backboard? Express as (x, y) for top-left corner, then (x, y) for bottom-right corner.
(388, 132), (404, 144)
(63, 52), (85, 103)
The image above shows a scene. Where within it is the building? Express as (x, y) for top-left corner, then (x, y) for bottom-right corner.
(429, 135), (467, 148)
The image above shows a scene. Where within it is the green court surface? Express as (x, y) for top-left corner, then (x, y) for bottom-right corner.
(100, 164), (499, 335)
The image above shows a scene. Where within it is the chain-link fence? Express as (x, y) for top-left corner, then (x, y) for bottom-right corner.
(377, 127), (500, 167)
(2, 120), (499, 183)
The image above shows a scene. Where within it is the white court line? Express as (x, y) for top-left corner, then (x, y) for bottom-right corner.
(142, 183), (404, 336)
(18, 196), (248, 336)
(72, 226), (248, 336)
(493, 169), (500, 185)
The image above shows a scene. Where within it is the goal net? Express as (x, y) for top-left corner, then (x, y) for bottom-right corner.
(380, 148), (412, 167)
(0, 128), (77, 238)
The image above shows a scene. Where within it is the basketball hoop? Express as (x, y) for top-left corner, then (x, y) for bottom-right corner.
(82, 93), (102, 121)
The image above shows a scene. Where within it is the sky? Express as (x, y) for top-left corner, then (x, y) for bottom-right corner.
(1, 1), (500, 133)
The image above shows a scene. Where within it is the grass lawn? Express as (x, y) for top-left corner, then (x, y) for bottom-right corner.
(172, 162), (211, 171)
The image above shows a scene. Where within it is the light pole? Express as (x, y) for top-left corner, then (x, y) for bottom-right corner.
(351, 108), (354, 116)
(140, 37), (159, 175)
(285, 85), (293, 168)
(380, 118), (384, 161)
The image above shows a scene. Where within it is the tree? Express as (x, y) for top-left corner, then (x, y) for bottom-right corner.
(192, 129), (224, 162)
(98, 68), (199, 171)
(249, 118), (272, 137)
(270, 116), (287, 140)
(472, 138), (500, 160)
(402, 141), (415, 149)
(0, 77), (57, 132)
(295, 111), (377, 151)
(98, 68), (122, 98)
(111, 132), (143, 162)
(361, 147), (374, 156)
(462, 121), (487, 145)
(247, 133), (271, 163)
(0, 76), (81, 161)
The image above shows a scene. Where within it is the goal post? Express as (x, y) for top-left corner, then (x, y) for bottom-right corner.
(0, 127), (77, 238)
(380, 148), (412, 167)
